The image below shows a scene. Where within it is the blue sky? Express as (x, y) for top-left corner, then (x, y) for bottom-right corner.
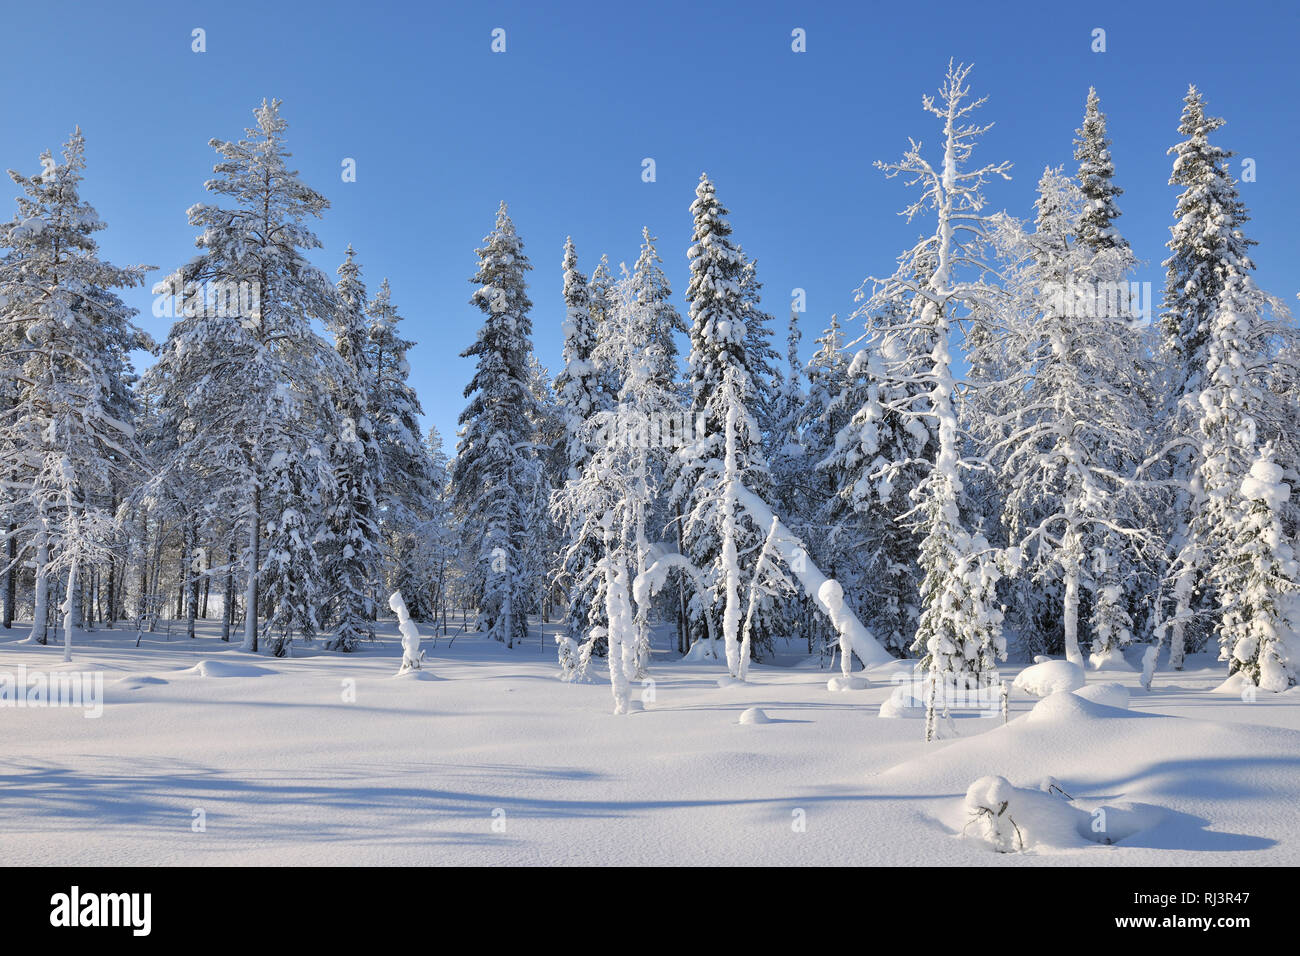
(2, 0), (1296, 448)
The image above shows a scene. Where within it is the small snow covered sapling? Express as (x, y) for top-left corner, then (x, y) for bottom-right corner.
(964, 777), (1025, 853)
(389, 590), (424, 673)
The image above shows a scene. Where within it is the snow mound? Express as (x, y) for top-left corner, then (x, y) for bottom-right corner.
(392, 669), (443, 681)
(738, 707), (771, 725)
(1088, 648), (1135, 671)
(683, 639), (721, 662)
(1212, 671), (1252, 696)
(878, 692), (926, 719)
(1025, 689), (1117, 724)
(1073, 682), (1129, 709)
(183, 660), (275, 678)
(1212, 671), (1290, 698)
(963, 775), (1166, 852)
(826, 675), (869, 692)
(964, 775), (1086, 851)
(115, 675), (168, 689)
(1013, 659), (1085, 697)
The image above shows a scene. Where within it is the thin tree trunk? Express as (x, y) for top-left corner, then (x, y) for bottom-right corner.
(243, 482), (259, 652)
(176, 546), (186, 620)
(62, 557), (77, 663)
(137, 521), (149, 625)
(3, 523), (15, 629)
(185, 523), (200, 639)
(105, 556), (116, 628)
(222, 541), (234, 642)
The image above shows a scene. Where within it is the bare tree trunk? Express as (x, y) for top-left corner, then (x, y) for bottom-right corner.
(3, 523), (15, 629)
(28, 532), (50, 644)
(106, 556), (116, 628)
(62, 558), (78, 663)
(243, 482), (259, 652)
(222, 541), (234, 642)
(183, 521), (200, 639)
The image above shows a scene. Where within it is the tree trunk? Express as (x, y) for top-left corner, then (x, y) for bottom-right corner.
(28, 533), (50, 644)
(242, 483), (259, 652)
(222, 542), (234, 642)
(105, 556), (116, 628)
(186, 526), (200, 639)
(2, 523), (15, 629)
(62, 557), (78, 663)
(1063, 559), (1083, 668)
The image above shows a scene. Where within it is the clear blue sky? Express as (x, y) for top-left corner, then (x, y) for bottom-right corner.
(3, 0), (1296, 448)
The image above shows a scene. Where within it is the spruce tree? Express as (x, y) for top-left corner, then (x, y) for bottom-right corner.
(552, 238), (605, 652)
(323, 246), (383, 651)
(1160, 86), (1259, 667)
(672, 174), (777, 659)
(453, 201), (539, 647)
(1074, 87), (1126, 251)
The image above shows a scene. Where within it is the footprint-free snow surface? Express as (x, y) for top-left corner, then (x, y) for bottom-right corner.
(2, 620), (1298, 865)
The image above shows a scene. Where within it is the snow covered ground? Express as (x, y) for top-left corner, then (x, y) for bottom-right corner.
(2, 619), (1298, 866)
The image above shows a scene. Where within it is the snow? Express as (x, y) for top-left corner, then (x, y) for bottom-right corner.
(4, 622), (1298, 865)
(1074, 682), (1130, 709)
(182, 659), (275, 678)
(388, 590), (424, 673)
(1241, 458), (1289, 510)
(1012, 659), (1086, 697)
(827, 675), (870, 692)
(738, 706), (771, 725)
(878, 691), (927, 718)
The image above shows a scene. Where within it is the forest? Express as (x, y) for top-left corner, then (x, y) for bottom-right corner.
(1, 62), (1296, 728)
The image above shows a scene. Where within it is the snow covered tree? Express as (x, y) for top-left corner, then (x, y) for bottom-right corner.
(587, 254), (620, 403)
(555, 272), (682, 688)
(1217, 445), (1298, 690)
(0, 129), (151, 659)
(818, 306), (934, 658)
(987, 168), (1158, 667)
(151, 98), (338, 653)
(260, 430), (327, 656)
(629, 228), (687, 389)
(769, 308), (806, 521)
(522, 354), (564, 629)
(1074, 87), (1126, 252)
(1159, 86), (1262, 668)
(366, 275), (436, 598)
(390, 426), (458, 625)
(737, 256), (781, 441)
(865, 62), (1013, 734)
(552, 238), (607, 652)
(1196, 265), (1298, 687)
(453, 201), (539, 647)
(672, 174), (779, 659)
(322, 246), (383, 651)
